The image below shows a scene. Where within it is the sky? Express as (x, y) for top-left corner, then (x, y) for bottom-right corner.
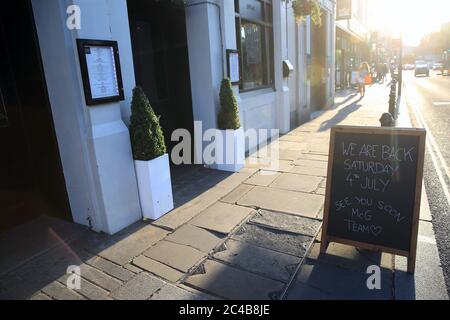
(368, 0), (450, 46)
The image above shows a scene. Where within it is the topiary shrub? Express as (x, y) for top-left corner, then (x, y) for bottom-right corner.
(218, 78), (241, 130)
(129, 86), (166, 161)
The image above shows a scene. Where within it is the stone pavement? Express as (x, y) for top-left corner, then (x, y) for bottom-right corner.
(0, 80), (447, 300)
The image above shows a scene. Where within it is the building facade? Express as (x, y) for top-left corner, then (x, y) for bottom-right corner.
(335, 0), (370, 89)
(1, 0), (335, 235)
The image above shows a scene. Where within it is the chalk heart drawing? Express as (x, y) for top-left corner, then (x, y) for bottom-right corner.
(370, 226), (383, 237)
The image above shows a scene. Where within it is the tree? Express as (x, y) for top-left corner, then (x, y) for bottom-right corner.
(129, 86), (167, 161)
(218, 78), (241, 130)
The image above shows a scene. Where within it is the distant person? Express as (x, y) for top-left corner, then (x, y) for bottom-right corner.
(357, 62), (370, 97)
(376, 63), (383, 82)
(382, 63), (389, 82)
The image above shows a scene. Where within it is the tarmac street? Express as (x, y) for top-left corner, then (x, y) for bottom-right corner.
(403, 70), (450, 295)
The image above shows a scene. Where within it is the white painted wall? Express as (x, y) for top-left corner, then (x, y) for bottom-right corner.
(32, 0), (142, 234)
(186, 0), (290, 154)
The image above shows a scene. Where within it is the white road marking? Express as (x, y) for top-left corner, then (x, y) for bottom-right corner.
(433, 102), (450, 106)
(407, 84), (450, 211)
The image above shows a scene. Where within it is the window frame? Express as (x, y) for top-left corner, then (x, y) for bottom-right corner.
(235, 0), (274, 93)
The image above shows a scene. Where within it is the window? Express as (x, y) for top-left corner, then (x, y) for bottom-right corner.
(235, 0), (274, 91)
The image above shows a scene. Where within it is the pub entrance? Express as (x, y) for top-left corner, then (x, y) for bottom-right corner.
(0, 1), (72, 233)
(127, 0), (194, 156)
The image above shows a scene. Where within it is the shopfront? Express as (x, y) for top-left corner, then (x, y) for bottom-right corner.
(0, 0), (334, 235)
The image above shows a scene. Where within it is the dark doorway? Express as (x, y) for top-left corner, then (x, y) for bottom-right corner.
(0, 1), (72, 233)
(310, 12), (327, 111)
(127, 0), (194, 155)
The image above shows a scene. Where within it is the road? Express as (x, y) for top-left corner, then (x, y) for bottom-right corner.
(403, 70), (450, 295)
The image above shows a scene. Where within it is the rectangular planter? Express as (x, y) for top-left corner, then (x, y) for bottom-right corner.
(134, 153), (174, 220)
(208, 127), (245, 172)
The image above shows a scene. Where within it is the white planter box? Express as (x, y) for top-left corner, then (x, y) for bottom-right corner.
(209, 127), (245, 172)
(134, 154), (174, 220)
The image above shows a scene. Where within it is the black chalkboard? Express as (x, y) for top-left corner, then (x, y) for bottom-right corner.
(321, 126), (426, 273)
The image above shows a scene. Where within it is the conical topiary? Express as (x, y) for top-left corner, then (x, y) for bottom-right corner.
(129, 86), (166, 161)
(218, 78), (241, 130)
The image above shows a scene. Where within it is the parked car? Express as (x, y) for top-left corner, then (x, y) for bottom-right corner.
(433, 62), (444, 70)
(415, 60), (429, 76)
(403, 64), (415, 70)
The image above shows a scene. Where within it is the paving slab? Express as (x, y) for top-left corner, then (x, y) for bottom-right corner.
(57, 277), (111, 300)
(394, 221), (449, 300)
(316, 187), (326, 195)
(110, 272), (165, 300)
(220, 184), (254, 204)
(231, 224), (314, 257)
(70, 263), (122, 292)
(213, 239), (300, 282)
(290, 165), (327, 177)
(132, 255), (184, 282)
(184, 260), (284, 300)
(288, 260), (393, 300)
(84, 255), (134, 282)
(143, 241), (205, 273)
(29, 293), (52, 300)
(0, 215), (87, 277)
(150, 283), (208, 300)
(153, 187), (224, 231)
(0, 243), (84, 300)
(308, 242), (393, 276)
(244, 170), (281, 187)
(278, 141), (307, 151)
(297, 153), (329, 162)
(278, 148), (303, 161)
(123, 263), (143, 274)
(292, 159), (328, 169)
(270, 173), (322, 193)
(94, 224), (169, 266)
(165, 224), (225, 253)
(237, 186), (324, 218)
(190, 202), (254, 235)
(42, 281), (85, 300)
(249, 210), (321, 236)
(420, 185), (432, 222)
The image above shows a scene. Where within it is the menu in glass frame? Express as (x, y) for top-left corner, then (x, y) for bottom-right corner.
(77, 39), (124, 106)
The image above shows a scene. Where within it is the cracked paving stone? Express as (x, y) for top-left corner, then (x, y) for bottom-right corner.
(143, 241), (205, 273)
(231, 224), (314, 257)
(110, 273), (165, 300)
(249, 210), (321, 236)
(150, 283), (208, 300)
(213, 239), (300, 282)
(184, 260), (284, 300)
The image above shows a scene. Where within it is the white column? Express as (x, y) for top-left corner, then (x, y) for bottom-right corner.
(32, 0), (141, 234)
(273, 0), (290, 134)
(185, 0), (225, 161)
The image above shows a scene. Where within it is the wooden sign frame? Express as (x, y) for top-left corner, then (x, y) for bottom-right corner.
(320, 125), (426, 274)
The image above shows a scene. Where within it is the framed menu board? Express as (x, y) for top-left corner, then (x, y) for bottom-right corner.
(227, 49), (240, 85)
(76, 39), (125, 106)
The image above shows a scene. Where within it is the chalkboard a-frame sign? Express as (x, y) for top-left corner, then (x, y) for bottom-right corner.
(321, 126), (426, 274)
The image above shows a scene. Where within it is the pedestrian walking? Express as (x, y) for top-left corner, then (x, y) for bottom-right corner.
(357, 62), (370, 98)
